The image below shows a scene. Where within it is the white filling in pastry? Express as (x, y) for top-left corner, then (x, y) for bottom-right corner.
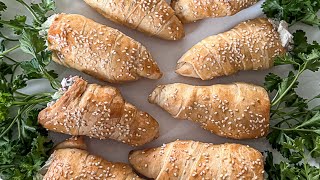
(39, 14), (59, 37)
(47, 76), (75, 107)
(269, 19), (293, 49)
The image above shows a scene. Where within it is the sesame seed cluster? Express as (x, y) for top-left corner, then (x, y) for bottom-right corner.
(44, 148), (142, 180)
(129, 140), (264, 179)
(83, 0), (185, 40)
(38, 77), (159, 146)
(171, 0), (258, 23)
(176, 18), (286, 80)
(47, 14), (162, 83)
(149, 82), (270, 139)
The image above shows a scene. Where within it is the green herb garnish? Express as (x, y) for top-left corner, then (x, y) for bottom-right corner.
(262, 0), (320, 26)
(0, 0), (58, 179)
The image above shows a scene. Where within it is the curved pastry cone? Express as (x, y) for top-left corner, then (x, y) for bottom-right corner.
(43, 137), (143, 180)
(47, 14), (162, 83)
(176, 18), (286, 80)
(38, 77), (159, 146)
(171, 0), (258, 23)
(83, 0), (185, 40)
(149, 83), (270, 139)
(129, 140), (264, 179)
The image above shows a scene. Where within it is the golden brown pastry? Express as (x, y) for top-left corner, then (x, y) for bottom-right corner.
(47, 13), (162, 83)
(129, 140), (264, 179)
(38, 76), (159, 146)
(176, 18), (286, 80)
(171, 0), (258, 23)
(43, 136), (143, 180)
(83, 0), (185, 40)
(149, 82), (270, 139)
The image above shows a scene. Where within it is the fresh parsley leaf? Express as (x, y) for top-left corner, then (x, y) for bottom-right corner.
(0, 1), (58, 179)
(11, 74), (27, 92)
(298, 49), (320, 72)
(265, 27), (320, 178)
(16, 0), (55, 26)
(0, 61), (13, 76)
(0, 2), (6, 27)
(0, 2), (6, 23)
(292, 30), (309, 54)
(0, 2), (6, 13)
(19, 29), (59, 89)
(262, 0), (320, 26)
(0, 15), (27, 35)
(271, 31), (320, 107)
(30, 0), (55, 26)
(264, 73), (282, 92)
(265, 152), (320, 180)
(20, 29), (45, 56)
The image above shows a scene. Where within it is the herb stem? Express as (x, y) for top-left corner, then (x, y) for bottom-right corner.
(0, 44), (20, 56)
(0, 103), (37, 138)
(271, 126), (317, 133)
(3, 55), (18, 63)
(17, 118), (22, 140)
(10, 63), (20, 83)
(0, 20), (24, 32)
(12, 98), (51, 105)
(16, 0), (41, 24)
(14, 91), (29, 97)
(0, 33), (19, 41)
(272, 117), (301, 127)
(270, 102), (281, 118)
(271, 65), (306, 106)
(0, 164), (15, 168)
(39, 65), (61, 89)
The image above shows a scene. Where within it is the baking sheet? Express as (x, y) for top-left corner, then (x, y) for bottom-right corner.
(3, 0), (320, 164)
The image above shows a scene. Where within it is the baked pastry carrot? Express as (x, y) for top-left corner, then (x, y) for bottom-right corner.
(149, 82), (270, 139)
(171, 0), (258, 23)
(175, 18), (286, 80)
(129, 140), (264, 179)
(83, 0), (185, 40)
(38, 76), (159, 146)
(46, 14), (162, 83)
(42, 136), (142, 180)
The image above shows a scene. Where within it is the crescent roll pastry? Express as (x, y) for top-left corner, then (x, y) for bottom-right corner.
(176, 18), (286, 80)
(129, 140), (264, 179)
(149, 83), (270, 139)
(83, 0), (185, 40)
(38, 77), (159, 146)
(43, 137), (143, 180)
(171, 0), (258, 23)
(47, 14), (162, 83)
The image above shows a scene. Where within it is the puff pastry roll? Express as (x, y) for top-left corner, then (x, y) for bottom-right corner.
(43, 137), (143, 179)
(171, 0), (258, 23)
(149, 82), (270, 139)
(38, 77), (159, 146)
(83, 0), (185, 40)
(129, 140), (264, 180)
(47, 14), (162, 83)
(176, 18), (286, 80)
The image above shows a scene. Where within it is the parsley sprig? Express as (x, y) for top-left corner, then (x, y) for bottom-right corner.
(264, 31), (320, 179)
(0, 0), (58, 179)
(262, 0), (320, 26)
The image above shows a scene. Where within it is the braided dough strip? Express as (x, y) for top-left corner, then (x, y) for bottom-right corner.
(149, 82), (270, 139)
(38, 77), (159, 146)
(171, 0), (258, 23)
(129, 140), (264, 179)
(43, 137), (143, 179)
(175, 18), (285, 80)
(83, 0), (185, 40)
(48, 14), (162, 83)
